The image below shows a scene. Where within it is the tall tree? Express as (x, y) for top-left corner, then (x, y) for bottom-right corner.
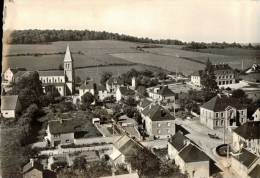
(201, 59), (218, 92)
(100, 72), (112, 86)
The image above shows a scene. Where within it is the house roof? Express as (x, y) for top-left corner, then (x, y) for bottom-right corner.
(179, 144), (210, 163)
(96, 84), (106, 91)
(169, 132), (189, 151)
(200, 94), (246, 112)
(38, 70), (64, 77)
(107, 77), (124, 86)
(249, 164), (260, 178)
(139, 98), (152, 108)
(212, 64), (234, 75)
(118, 87), (135, 96)
(48, 119), (78, 134)
(233, 121), (260, 140)
(8, 67), (26, 74)
(79, 81), (95, 90)
(158, 86), (175, 96)
(142, 104), (175, 121)
(42, 83), (65, 87)
(233, 148), (259, 168)
(100, 173), (139, 178)
(113, 135), (144, 158)
(23, 160), (43, 174)
(191, 70), (203, 77)
(1, 95), (19, 110)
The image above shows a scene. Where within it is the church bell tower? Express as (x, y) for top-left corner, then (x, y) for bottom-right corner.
(64, 45), (75, 95)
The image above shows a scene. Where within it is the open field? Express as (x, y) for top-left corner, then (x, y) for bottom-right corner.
(4, 40), (259, 80)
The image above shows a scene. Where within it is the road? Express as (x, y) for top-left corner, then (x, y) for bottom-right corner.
(175, 117), (239, 178)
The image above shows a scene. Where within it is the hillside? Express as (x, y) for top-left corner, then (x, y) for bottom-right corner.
(4, 40), (259, 82)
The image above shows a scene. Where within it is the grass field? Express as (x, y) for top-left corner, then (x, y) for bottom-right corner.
(4, 40), (259, 81)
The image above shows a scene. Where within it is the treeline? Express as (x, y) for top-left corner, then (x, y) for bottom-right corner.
(7, 29), (185, 45)
(6, 29), (259, 50)
(182, 41), (260, 50)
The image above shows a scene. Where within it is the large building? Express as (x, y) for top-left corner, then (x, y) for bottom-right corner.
(191, 64), (236, 88)
(39, 45), (75, 96)
(141, 104), (175, 139)
(200, 94), (247, 130)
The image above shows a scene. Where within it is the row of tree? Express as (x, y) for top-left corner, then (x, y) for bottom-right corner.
(7, 29), (259, 50)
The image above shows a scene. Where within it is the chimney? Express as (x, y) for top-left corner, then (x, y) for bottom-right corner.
(30, 158), (34, 167)
(184, 139), (190, 146)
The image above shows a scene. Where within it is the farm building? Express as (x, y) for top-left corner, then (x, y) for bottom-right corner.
(1, 95), (21, 118)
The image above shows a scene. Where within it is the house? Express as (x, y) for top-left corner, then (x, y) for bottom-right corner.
(231, 148), (259, 178)
(109, 135), (144, 170)
(137, 98), (152, 112)
(1, 95), (21, 118)
(232, 121), (260, 156)
(39, 45), (75, 96)
(45, 119), (76, 147)
(2, 67), (26, 84)
(200, 94), (247, 130)
(252, 108), (260, 121)
(116, 86), (135, 102)
(106, 77), (125, 93)
(147, 85), (175, 103)
(141, 104), (175, 139)
(190, 70), (202, 87)
(23, 159), (43, 178)
(248, 164), (260, 178)
(168, 132), (211, 178)
(100, 173), (139, 178)
(191, 64), (236, 88)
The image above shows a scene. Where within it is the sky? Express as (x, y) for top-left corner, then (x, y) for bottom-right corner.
(3, 0), (260, 43)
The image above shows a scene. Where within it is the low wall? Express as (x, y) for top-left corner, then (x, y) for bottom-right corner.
(74, 136), (120, 145)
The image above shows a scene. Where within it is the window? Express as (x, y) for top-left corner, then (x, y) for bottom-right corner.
(221, 120), (224, 126)
(59, 88), (61, 91)
(241, 111), (244, 115)
(216, 113), (219, 118)
(157, 129), (161, 134)
(157, 123), (161, 127)
(167, 129), (170, 133)
(221, 112), (224, 117)
(167, 122), (171, 127)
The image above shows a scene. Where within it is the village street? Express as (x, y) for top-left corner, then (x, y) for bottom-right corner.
(175, 117), (239, 178)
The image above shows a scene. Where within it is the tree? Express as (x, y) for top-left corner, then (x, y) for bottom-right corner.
(201, 59), (218, 92)
(81, 92), (94, 108)
(100, 72), (112, 86)
(58, 64), (64, 70)
(73, 156), (87, 170)
(26, 104), (40, 119)
(75, 76), (82, 84)
(231, 89), (246, 99)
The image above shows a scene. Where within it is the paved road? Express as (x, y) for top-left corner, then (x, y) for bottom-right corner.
(175, 118), (239, 178)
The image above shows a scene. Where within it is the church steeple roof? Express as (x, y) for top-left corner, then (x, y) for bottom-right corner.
(64, 44), (72, 62)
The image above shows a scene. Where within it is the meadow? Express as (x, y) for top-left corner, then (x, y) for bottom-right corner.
(4, 40), (259, 82)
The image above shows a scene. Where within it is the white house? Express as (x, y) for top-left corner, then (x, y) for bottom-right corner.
(200, 94), (247, 130)
(231, 148), (260, 178)
(109, 135), (144, 171)
(253, 108), (260, 121)
(190, 70), (202, 87)
(1, 95), (21, 118)
(232, 121), (260, 156)
(147, 85), (175, 103)
(168, 132), (211, 178)
(141, 104), (175, 139)
(116, 86), (135, 102)
(45, 119), (76, 147)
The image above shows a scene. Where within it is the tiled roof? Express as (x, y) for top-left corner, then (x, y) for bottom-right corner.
(114, 135), (144, 157)
(38, 70), (64, 77)
(249, 164), (260, 178)
(119, 87), (135, 96)
(79, 81), (95, 90)
(142, 104), (175, 121)
(191, 70), (203, 76)
(233, 121), (260, 140)
(200, 94), (246, 112)
(48, 119), (78, 134)
(212, 64), (232, 71)
(1, 95), (19, 110)
(169, 132), (189, 151)
(23, 160), (43, 174)
(139, 98), (152, 108)
(107, 77), (124, 85)
(233, 148), (259, 168)
(179, 144), (210, 163)
(158, 86), (175, 96)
